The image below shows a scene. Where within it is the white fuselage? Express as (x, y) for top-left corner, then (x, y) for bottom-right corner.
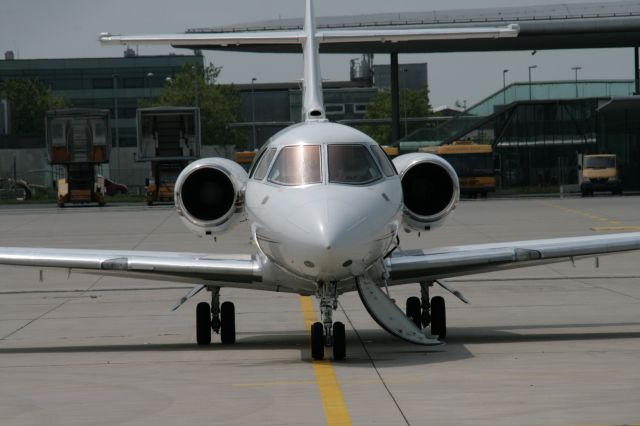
(245, 121), (402, 285)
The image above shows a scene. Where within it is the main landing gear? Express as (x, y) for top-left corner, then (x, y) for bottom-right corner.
(196, 286), (236, 345)
(406, 281), (446, 339)
(311, 282), (346, 361)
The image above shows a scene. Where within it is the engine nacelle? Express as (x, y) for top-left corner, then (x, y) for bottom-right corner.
(174, 157), (248, 237)
(393, 152), (460, 231)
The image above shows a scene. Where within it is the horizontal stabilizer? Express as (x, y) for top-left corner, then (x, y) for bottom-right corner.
(99, 25), (518, 47)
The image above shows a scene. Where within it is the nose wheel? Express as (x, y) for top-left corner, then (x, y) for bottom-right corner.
(195, 287), (236, 345)
(311, 282), (346, 361)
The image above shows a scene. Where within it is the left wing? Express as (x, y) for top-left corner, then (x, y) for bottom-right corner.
(386, 232), (640, 284)
(0, 247), (264, 289)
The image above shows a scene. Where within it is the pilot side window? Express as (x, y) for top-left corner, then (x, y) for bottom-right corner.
(268, 145), (322, 186)
(370, 144), (397, 177)
(252, 148), (277, 180)
(328, 144), (382, 185)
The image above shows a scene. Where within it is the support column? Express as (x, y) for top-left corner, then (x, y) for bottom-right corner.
(390, 52), (401, 143)
(635, 46), (639, 95)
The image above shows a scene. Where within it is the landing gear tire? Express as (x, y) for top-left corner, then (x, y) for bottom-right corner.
(196, 302), (212, 345)
(332, 322), (346, 361)
(220, 301), (235, 344)
(311, 321), (324, 361)
(406, 296), (421, 328)
(430, 296), (447, 339)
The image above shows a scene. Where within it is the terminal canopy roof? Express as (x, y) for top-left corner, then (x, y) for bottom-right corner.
(185, 1), (640, 53)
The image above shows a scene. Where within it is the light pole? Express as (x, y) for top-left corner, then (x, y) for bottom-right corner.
(571, 66), (581, 98)
(112, 74), (120, 182)
(192, 65), (199, 108)
(251, 77), (257, 150)
(401, 68), (409, 137)
(528, 65), (537, 100)
(502, 69), (509, 104)
(146, 72), (154, 98)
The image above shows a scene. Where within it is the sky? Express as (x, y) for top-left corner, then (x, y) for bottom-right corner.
(0, 0), (635, 107)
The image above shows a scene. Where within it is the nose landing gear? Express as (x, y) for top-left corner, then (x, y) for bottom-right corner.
(311, 282), (346, 361)
(196, 286), (236, 345)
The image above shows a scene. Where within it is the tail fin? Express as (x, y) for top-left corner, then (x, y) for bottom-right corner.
(301, 0), (326, 122)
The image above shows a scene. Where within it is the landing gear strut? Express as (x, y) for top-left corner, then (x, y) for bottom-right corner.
(405, 281), (447, 339)
(196, 286), (236, 345)
(311, 282), (346, 361)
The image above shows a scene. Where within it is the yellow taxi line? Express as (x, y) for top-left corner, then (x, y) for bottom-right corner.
(299, 296), (352, 426)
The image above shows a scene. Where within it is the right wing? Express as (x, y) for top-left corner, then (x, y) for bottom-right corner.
(0, 247), (266, 290)
(98, 25), (519, 47)
(386, 232), (640, 285)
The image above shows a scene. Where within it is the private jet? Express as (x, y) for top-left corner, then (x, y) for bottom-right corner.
(1, 0), (640, 361)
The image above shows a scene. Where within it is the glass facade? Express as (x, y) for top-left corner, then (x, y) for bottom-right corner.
(0, 55), (203, 148)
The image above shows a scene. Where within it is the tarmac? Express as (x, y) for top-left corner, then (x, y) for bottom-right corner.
(0, 197), (639, 425)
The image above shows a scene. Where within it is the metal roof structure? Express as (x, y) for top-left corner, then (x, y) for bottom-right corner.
(186, 1), (640, 53)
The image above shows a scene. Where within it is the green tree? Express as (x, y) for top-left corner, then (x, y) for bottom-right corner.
(0, 79), (68, 135)
(359, 87), (432, 145)
(141, 63), (245, 148)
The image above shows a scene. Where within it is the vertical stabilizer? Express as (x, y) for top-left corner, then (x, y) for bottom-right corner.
(302, 0), (326, 122)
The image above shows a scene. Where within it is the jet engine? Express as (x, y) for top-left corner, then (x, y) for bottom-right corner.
(174, 158), (248, 236)
(393, 152), (459, 231)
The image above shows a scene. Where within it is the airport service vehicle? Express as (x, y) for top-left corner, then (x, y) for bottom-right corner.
(46, 109), (110, 207)
(1, 1), (640, 361)
(137, 107), (200, 205)
(234, 151), (257, 172)
(580, 154), (622, 196)
(420, 142), (496, 198)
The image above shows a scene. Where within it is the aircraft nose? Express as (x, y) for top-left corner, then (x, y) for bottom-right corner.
(283, 194), (386, 280)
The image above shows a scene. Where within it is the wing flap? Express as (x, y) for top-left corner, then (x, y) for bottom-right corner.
(387, 232), (640, 284)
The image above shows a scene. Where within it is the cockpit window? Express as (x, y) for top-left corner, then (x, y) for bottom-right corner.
(252, 148), (276, 180)
(370, 144), (397, 177)
(268, 145), (322, 186)
(328, 144), (382, 185)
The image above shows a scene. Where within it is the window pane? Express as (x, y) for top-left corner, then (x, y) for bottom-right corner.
(370, 144), (396, 177)
(268, 145), (322, 186)
(252, 148), (277, 180)
(328, 144), (382, 185)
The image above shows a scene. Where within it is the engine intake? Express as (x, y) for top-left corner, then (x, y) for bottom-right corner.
(175, 158), (248, 236)
(393, 153), (459, 231)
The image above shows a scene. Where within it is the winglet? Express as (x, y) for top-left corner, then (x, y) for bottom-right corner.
(301, 0), (326, 122)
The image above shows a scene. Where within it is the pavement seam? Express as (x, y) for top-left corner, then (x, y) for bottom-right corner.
(339, 301), (411, 426)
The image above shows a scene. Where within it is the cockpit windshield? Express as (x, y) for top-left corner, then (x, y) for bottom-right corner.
(268, 145), (322, 186)
(328, 144), (382, 185)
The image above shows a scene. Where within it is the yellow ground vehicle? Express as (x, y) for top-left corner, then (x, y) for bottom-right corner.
(420, 142), (496, 198)
(46, 109), (110, 207)
(234, 151), (257, 172)
(382, 145), (399, 159)
(580, 154), (622, 196)
(137, 107), (201, 205)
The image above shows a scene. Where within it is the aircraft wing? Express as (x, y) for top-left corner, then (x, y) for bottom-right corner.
(0, 247), (262, 287)
(386, 232), (640, 285)
(98, 25), (518, 47)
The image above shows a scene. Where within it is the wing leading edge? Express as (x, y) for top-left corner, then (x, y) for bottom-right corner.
(387, 232), (640, 284)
